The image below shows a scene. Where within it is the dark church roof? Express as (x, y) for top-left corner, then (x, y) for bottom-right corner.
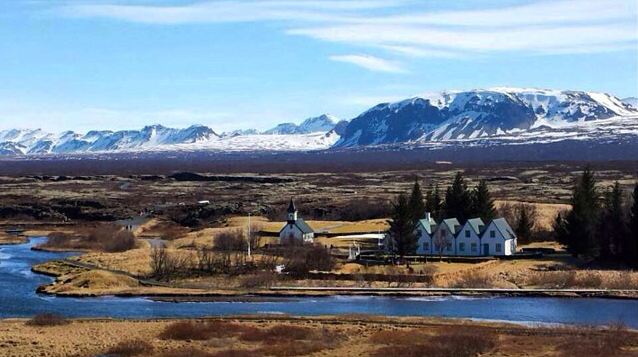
(279, 218), (314, 235)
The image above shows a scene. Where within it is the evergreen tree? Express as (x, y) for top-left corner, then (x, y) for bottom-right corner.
(388, 194), (418, 257)
(472, 180), (497, 222)
(598, 182), (626, 261)
(560, 166), (600, 257)
(628, 183), (638, 268)
(553, 212), (569, 248)
(515, 204), (535, 244)
(425, 184), (443, 221)
(408, 179), (426, 221)
(443, 172), (472, 222)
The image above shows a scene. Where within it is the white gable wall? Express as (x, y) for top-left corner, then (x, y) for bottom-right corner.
(482, 222), (516, 256)
(456, 222), (482, 256)
(415, 221), (433, 255)
(279, 224), (314, 244)
(432, 222), (455, 255)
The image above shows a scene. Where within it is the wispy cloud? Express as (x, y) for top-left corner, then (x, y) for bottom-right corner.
(58, 0), (638, 68)
(329, 54), (407, 73)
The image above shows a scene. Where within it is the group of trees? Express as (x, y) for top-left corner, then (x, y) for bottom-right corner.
(388, 172), (499, 257)
(554, 166), (638, 268)
(388, 172), (542, 257)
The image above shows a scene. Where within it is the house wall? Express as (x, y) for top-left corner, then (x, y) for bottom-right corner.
(415, 227), (433, 255)
(456, 224), (482, 257)
(482, 223), (515, 256)
(432, 223), (455, 255)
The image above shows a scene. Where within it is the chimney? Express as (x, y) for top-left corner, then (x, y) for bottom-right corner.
(425, 212), (431, 221)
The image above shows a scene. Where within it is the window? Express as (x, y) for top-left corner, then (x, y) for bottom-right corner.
(441, 229), (447, 237)
(471, 243), (477, 252)
(446, 242), (452, 251)
(465, 230), (470, 238)
(490, 230), (496, 238)
(459, 243), (465, 252)
(424, 242), (429, 250)
(496, 243), (502, 252)
(417, 229), (422, 236)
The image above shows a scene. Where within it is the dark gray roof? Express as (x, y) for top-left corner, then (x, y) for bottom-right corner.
(441, 218), (461, 234)
(293, 218), (314, 234)
(417, 218), (436, 235)
(464, 218), (485, 235)
(279, 218), (314, 235)
(490, 218), (516, 239)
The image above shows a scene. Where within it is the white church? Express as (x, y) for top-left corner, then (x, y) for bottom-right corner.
(278, 199), (315, 244)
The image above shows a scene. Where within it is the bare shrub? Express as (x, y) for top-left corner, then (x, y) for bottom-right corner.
(102, 230), (136, 252)
(105, 340), (153, 357)
(212, 349), (257, 357)
(159, 321), (243, 341)
(239, 271), (277, 288)
(555, 323), (636, 357)
(282, 244), (335, 277)
(26, 313), (69, 326)
(371, 326), (495, 357)
(41, 225), (136, 252)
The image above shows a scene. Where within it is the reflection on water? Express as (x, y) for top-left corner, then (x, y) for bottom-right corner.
(1, 237), (637, 327)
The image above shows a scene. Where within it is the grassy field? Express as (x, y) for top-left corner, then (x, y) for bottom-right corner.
(1, 315), (636, 357)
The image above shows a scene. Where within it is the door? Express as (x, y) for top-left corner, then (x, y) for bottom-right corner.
(483, 243), (490, 256)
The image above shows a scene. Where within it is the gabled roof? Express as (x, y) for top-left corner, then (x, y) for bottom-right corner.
(488, 218), (516, 240)
(279, 218), (314, 235)
(294, 218), (314, 234)
(417, 218), (436, 235)
(439, 218), (460, 234)
(464, 218), (485, 235)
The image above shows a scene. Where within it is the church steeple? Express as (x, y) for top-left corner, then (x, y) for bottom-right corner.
(287, 198), (298, 223)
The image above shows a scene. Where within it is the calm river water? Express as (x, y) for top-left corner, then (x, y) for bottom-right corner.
(1, 237), (637, 327)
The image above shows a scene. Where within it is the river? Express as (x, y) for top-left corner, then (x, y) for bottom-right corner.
(1, 237), (637, 327)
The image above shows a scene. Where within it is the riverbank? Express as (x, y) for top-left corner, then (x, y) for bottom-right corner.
(1, 314), (637, 357)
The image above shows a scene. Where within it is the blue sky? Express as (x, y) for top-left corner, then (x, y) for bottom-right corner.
(0, 0), (636, 133)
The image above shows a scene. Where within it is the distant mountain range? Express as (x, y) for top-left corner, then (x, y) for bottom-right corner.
(1, 88), (636, 157)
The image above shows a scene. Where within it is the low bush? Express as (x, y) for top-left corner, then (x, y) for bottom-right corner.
(41, 225), (136, 253)
(105, 340), (153, 357)
(159, 321), (241, 341)
(239, 271), (277, 288)
(370, 326), (495, 357)
(25, 313), (69, 326)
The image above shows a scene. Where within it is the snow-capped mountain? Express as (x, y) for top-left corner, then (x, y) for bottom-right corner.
(623, 97), (638, 109)
(0, 125), (218, 155)
(264, 114), (338, 134)
(334, 88), (637, 147)
(0, 88), (636, 157)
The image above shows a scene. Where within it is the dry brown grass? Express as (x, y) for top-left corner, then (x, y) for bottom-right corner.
(105, 340), (153, 357)
(370, 325), (496, 357)
(25, 313), (69, 327)
(554, 324), (638, 357)
(450, 270), (494, 288)
(526, 270), (638, 289)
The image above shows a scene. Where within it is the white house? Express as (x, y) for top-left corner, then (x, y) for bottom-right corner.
(415, 212), (437, 255)
(455, 218), (485, 256)
(278, 199), (314, 244)
(432, 218), (460, 256)
(481, 218), (517, 256)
